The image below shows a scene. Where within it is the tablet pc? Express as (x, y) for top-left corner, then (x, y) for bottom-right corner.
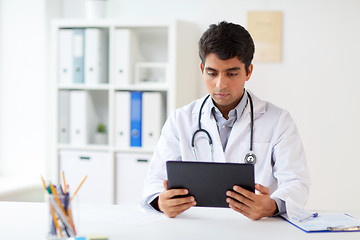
(166, 161), (255, 208)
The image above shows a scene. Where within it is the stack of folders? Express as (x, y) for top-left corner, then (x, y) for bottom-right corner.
(58, 90), (165, 148)
(58, 28), (109, 84)
(115, 91), (165, 149)
(59, 90), (98, 145)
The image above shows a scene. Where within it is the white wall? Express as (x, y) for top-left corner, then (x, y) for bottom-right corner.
(0, 0), (56, 179)
(0, 0), (46, 178)
(0, 0), (3, 170)
(247, 0), (360, 211)
(1, 0), (360, 210)
(106, 0), (360, 211)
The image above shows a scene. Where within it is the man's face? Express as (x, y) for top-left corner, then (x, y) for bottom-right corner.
(201, 53), (253, 115)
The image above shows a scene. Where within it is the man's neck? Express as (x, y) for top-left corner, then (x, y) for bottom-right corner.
(214, 97), (242, 120)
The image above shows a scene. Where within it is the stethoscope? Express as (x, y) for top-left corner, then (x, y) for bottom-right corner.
(191, 90), (257, 164)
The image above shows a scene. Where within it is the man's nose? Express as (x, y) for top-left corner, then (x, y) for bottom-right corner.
(216, 73), (227, 88)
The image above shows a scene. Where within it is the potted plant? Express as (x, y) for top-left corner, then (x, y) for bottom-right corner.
(94, 122), (107, 145)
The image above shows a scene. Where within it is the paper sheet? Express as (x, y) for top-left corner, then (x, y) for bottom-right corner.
(286, 198), (316, 221)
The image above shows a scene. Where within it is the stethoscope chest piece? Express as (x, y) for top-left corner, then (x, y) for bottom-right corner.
(244, 152), (256, 164)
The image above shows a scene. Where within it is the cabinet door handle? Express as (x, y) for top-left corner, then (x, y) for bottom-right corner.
(80, 156), (91, 160)
(137, 159), (148, 163)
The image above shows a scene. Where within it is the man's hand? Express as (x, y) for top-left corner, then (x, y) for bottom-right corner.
(226, 183), (277, 220)
(158, 180), (197, 218)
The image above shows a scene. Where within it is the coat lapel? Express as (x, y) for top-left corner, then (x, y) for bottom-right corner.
(225, 91), (266, 159)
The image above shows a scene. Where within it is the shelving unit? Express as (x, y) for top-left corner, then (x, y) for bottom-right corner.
(50, 19), (199, 204)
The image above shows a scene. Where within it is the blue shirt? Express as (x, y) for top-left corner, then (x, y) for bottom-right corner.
(210, 92), (248, 151)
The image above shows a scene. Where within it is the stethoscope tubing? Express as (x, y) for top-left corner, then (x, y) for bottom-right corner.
(191, 90), (255, 164)
(247, 92), (254, 152)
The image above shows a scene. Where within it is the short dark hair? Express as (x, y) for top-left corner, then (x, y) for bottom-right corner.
(198, 21), (255, 74)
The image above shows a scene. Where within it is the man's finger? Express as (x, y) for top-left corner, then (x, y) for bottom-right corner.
(255, 183), (270, 195)
(226, 190), (253, 206)
(163, 180), (169, 190)
(227, 198), (251, 215)
(167, 202), (195, 218)
(233, 185), (256, 200)
(159, 194), (196, 218)
(162, 180), (189, 199)
(163, 188), (189, 199)
(167, 196), (196, 207)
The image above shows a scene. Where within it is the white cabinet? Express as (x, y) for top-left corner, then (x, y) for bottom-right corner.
(59, 150), (112, 204)
(51, 20), (199, 204)
(115, 152), (152, 205)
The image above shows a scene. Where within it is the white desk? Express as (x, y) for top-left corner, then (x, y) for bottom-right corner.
(0, 201), (359, 240)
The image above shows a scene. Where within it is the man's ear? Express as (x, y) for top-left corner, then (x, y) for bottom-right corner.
(246, 64), (253, 81)
(200, 62), (204, 73)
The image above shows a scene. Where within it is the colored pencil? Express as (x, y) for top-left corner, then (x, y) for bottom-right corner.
(71, 175), (87, 201)
(62, 171), (67, 194)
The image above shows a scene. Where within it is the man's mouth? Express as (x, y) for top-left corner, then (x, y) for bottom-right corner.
(214, 93), (230, 98)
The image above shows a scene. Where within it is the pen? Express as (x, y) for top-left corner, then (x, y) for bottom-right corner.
(328, 226), (360, 231)
(299, 213), (318, 222)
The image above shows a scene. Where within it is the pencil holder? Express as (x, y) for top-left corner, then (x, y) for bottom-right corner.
(47, 194), (79, 240)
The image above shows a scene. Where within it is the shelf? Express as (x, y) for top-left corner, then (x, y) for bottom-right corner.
(52, 19), (175, 29)
(114, 83), (169, 92)
(58, 83), (110, 90)
(57, 84), (169, 91)
(57, 144), (155, 154)
(113, 147), (154, 154)
(57, 144), (110, 152)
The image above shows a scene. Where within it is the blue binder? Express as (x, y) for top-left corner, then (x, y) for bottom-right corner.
(130, 92), (142, 147)
(73, 28), (85, 83)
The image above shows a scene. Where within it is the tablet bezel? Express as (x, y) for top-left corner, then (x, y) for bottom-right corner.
(166, 161), (255, 208)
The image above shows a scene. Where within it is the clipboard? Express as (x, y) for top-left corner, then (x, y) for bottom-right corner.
(280, 212), (360, 233)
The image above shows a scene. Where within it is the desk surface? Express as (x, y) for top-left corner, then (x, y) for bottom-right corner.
(0, 201), (359, 240)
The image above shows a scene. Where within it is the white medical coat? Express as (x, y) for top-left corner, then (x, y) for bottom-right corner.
(141, 91), (310, 212)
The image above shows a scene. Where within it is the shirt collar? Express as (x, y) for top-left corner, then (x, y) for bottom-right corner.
(209, 90), (248, 121)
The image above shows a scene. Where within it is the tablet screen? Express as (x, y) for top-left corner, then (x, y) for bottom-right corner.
(166, 161), (255, 208)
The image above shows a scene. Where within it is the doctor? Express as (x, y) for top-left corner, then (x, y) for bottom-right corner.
(141, 21), (310, 220)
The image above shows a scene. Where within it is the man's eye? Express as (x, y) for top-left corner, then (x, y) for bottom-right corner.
(207, 72), (217, 77)
(228, 73), (238, 77)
